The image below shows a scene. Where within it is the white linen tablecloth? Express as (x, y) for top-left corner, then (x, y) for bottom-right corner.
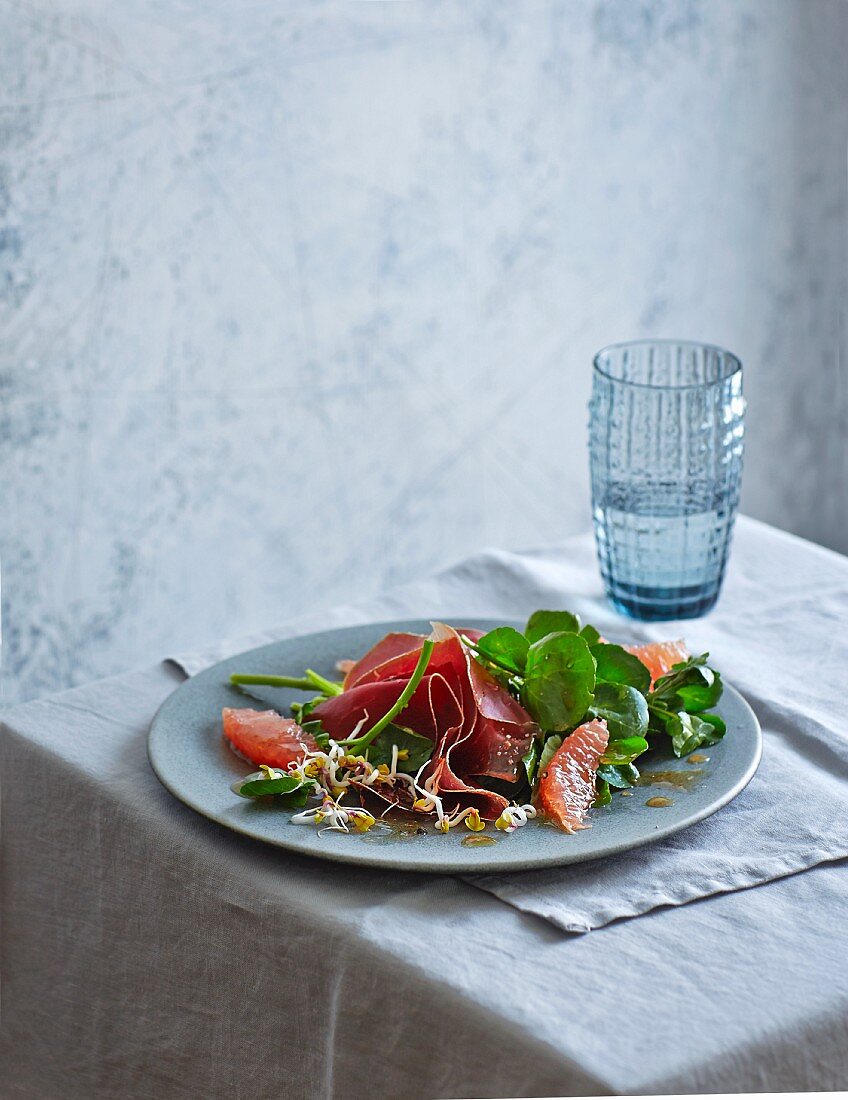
(2, 517), (848, 1098)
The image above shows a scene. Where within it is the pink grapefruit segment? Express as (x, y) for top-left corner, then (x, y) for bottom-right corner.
(624, 639), (689, 685)
(222, 708), (318, 769)
(537, 718), (609, 833)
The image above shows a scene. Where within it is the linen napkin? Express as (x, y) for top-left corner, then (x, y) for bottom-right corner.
(168, 517), (848, 933)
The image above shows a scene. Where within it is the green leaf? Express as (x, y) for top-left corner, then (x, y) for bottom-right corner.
(591, 683), (649, 741)
(675, 671), (723, 713)
(524, 610), (581, 645)
(649, 656), (724, 728)
(591, 643), (651, 694)
(580, 624), (602, 646)
(665, 711), (727, 758)
(593, 778), (612, 806)
(651, 653), (708, 691)
(300, 718), (330, 749)
(290, 697), (324, 723)
(522, 736), (541, 787)
(601, 735), (649, 764)
(365, 724), (434, 773)
(274, 786), (313, 810)
(521, 632), (596, 731)
(597, 762), (640, 788)
(475, 627), (529, 675)
(651, 654), (711, 697)
(645, 708), (669, 749)
(236, 773), (310, 801)
(237, 774), (303, 798)
(695, 712), (726, 736)
(537, 734), (564, 778)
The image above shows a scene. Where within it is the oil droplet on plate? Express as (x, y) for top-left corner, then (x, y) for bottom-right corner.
(620, 790), (633, 797)
(646, 796), (674, 808)
(462, 835), (497, 848)
(637, 769), (703, 790)
(688, 753), (710, 764)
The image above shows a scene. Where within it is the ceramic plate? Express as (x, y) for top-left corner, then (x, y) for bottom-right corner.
(148, 618), (762, 873)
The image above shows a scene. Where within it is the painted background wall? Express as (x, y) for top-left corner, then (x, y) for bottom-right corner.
(1, 0), (846, 703)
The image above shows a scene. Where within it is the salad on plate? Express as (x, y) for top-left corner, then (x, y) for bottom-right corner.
(222, 611), (725, 838)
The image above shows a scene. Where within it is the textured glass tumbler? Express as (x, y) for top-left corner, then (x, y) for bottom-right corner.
(589, 340), (745, 620)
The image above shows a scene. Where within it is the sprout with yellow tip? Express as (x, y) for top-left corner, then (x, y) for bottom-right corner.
(494, 804), (537, 833)
(348, 810), (376, 834)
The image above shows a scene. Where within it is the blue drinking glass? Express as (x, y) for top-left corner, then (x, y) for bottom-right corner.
(589, 340), (745, 621)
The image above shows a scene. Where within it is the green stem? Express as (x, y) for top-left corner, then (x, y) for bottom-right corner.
(230, 673), (316, 691)
(229, 670), (344, 696)
(343, 640), (434, 752)
(304, 669), (343, 697)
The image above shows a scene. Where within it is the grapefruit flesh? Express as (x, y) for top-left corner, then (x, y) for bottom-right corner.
(222, 708), (318, 769)
(537, 718), (609, 833)
(625, 639), (689, 685)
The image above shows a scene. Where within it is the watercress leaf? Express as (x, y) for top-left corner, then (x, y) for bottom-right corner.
(580, 624), (601, 646)
(650, 654), (711, 700)
(597, 762), (640, 788)
(524, 610), (581, 645)
(537, 734), (564, 778)
(591, 683), (649, 741)
(236, 774), (308, 799)
(680, 652), (710, 669)
(291, 697), (325, 723)
(696, 712), (726, 736)
(666, 711), (726, 757)
(522, 736), (541, 787)
(275, 785), (313, 810)
(521, 632), (596, 731)
(646, 707), (671, 748)
(675, 670), (723, 713)
(591, 643), (652, 693)
(601, 735), (650, 764)
(475, 627), (529, 675)
(300, 718), (330, 749)
(593, 778), (612, 806)
(665, 713), (703, 757)
(365, 724), (433, 773)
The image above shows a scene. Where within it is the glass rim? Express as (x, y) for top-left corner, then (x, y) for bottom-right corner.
(592, 338), (742, 391)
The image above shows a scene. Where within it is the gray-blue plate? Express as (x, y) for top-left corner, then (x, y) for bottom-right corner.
(148, 618), (762, 873)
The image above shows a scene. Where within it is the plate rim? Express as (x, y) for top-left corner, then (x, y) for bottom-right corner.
(148, 617), (763, 873)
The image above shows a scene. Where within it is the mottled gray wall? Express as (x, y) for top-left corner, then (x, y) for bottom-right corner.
(1, 0), (846, 702)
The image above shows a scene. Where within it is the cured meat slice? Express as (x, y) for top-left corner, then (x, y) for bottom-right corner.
(313, 624), (537, 817)
(314, 624), (536, 784)
(343, 625), (484, 689)
(424, 754), (509, 820)
(343, 632), (429, 690)
(312, 670), (462, 745)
